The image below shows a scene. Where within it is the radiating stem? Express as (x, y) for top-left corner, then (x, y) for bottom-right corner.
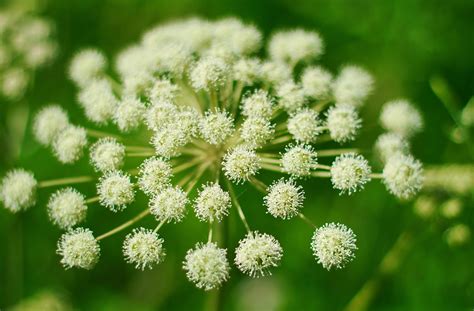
(173, 156), (205, 174)
(270, 135), (292, 145)
(311, 171), (331, 178)
(318, 148), (359, 157)
(260, 157), (281, 165)
(225, 179), (251, 233)
(125, 146), (154, 152)
(38, 176), (94, 188)
(260, 163), (284, 173)
(299, 213), (317, 228)
(250, 177), (268, 193)
(154, 219), (166, 233)
(315, 164), (331, 170)
(208, 222), (213, 242)
(86, 129), (121, 140)
(96, 209), (150, 241)
(370, 173), (384, 179)
(85, 196), (100, 204)
(126, 152), (155, 157)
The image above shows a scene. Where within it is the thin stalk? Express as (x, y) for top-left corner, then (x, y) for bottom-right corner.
(270, 135), (292, 145)
(86, 129), (121, 140)
(370, 173), (384, 179)
(250, 177), (268, 193)
(125, 146), (154, 152)
(38, 176), (94, 188)
(96, 209), (150, 241)
(261, 163), (284, 173)
(153, 220), (166, 233)
(208, 222), (213, 243)
(85, 196), (100, 204)
(185, 163), (209, 194)
(225, 178), (251, 233)
(318, 148), (359, 157)
(173, 156), (205, 174)
(311, 171), (331, 178)
(299, 213), (317, 228)
(260, 157), (281, 165)
(315, 164), (332, 170)
(126, 152), (155, 157)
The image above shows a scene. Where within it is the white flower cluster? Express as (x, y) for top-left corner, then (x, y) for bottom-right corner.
(0, 7), (57, 100)
(1, 17), (426, 288)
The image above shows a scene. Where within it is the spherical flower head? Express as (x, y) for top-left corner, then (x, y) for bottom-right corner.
(233, 58), (261, 85)
(330, 153), (372, 195)
(47, 188), (87, 229)
(268, 29), (323, 65)
(189, 56), (229, 91)
(260, 61), (292, 86)
(115, 44), (151, 78)
(89, 137), (125, 172)
(326, 104), (362, 143)
(374, 133), (410, 162)
(382, 154), (423, 200)
(151, 125), (189, 158)
(288, 109), (323, 143)
(24, 41), (57, 69)
(33, 105), (69, 146)
(241, 117), (275, 149)
(380, 99), (423, 137)
(77, 79), (117, 124)
(440, 198), (462, 219)
(57, 227), (100, 270)
(235, 231), (283, 277)
(1, 67), (28, 99)
(123, 227), (166, 270)
(264, 178), (305, 219)
(276, 80), (305, 113)
(0, 169), (37, 212)
(52, 125), (88, 164)
(183, 242), (230, 290)
(241, 90), (274, 119)
(311, 223), (357, 270)
(413, 195), (436, 219)
(200, 110), (235, 145)
(69, 49), (106, 87)
(194, 183), (231, 222)
(97, 171), (135, 212)
(149, 79), (179, 102)
(301, 66), (333, 99)
(213, 18), (262, 55)
(113, 96), (145, 132)
(138, 157), (172, 196)
(122, 72), (154, 97)
(150, 186), (188, 223)
(155, 43), (192, 77)
(223, 146), (261, 184)
(177, 106), (200, 139)
(281, 145), (317, 178)
(445, 224), (471, 247)
(332, 66), (374, 107)
(145, 101), (178, 131)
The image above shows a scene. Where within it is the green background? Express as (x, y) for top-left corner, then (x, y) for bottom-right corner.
(1, 0), (473, 310)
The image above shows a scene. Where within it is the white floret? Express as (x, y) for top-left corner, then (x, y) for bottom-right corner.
(33, 105), (69, 146)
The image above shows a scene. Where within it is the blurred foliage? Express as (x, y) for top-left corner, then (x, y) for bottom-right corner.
(0, 0), (473, 310)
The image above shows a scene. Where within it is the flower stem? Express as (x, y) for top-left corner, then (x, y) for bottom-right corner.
(250, 177), (268, 193)
(318, 148), (359, 157)
(96, 209), (150, 241)
(86, 129), (121, 140)
(311, 171), (331, 178)
(370, 173), (384, 179)
(38, 176), (94, 188)
(299, 213), (317, 228)
(225, 178), (251, 233)
(85, 196), (100, 204)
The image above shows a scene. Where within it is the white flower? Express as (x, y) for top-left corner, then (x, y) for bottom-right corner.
(113, 96), (145, 132)
(149, 79), (179, 102)
(194, 183), (231, 222)
(0, 169), (37, 212)
(189, 56), (229, 91)
(269, 29), (323, 65)
(52, 125), (88, 164)
(241, 117), (275, 148)
(330, 153), (371, 194)
(281, 145), (317, 177)
(47, 188), (87, 229)
(33, 105), (69, 146)
(151, 125), (189, 158)
(311, 223), (357, 270)
(123, 227), (166, 270)
(326, 104), (361, 143)
(383, 154), (423, 200)
(301, 66), (333, 99)
(1, 67), (28, 99)
(233, 58), (261, 85)
(235, 232), (283, 277)
(150, 186), (188, 223)
(241, 90), (274, 119)
(264, 179), (304, 219)
(89, 137), (125, 172)
(200, 110), (234, 145)
(138, 157), (172, 196)
(57, 227), (100, 269)
(145, 101), (177, 131)
(213, 18), (262, 55)
(97, 171), (135, 212)
(260, 61), (292, 86)
(374, 133), (410, 162)
(223, 146), (260, 183)
(276, 80), (305, 113)
(380, 99), (423, 137)
(332, 66), (373, 107)
(69, 49), (106, 87)
(287, 108), (323, 144)
(77, 79), (117, 124)
(183, 242), (230, 290)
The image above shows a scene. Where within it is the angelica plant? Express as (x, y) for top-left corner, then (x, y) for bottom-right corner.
(0, 17), (425, 289)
